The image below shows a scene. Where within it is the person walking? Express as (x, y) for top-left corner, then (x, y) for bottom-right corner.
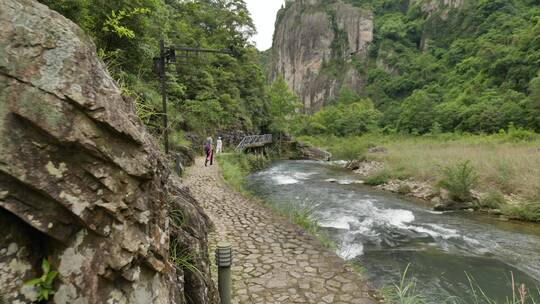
(204, 137), (214, 167)
(216, 137), (223, 154)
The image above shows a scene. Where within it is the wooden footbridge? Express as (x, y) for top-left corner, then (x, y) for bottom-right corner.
(235, 134), (273, 152)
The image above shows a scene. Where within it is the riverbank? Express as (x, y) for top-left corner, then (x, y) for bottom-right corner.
(216, 153), (334, 248)
(298, 133), (540, 222)
(245, 159), (540, 303)
(185, 156), (378, 303)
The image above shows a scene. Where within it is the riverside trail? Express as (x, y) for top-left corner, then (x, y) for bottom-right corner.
(185, 157), (375, 304)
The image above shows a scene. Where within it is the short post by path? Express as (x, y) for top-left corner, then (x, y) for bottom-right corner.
(215, 241), (233, 304)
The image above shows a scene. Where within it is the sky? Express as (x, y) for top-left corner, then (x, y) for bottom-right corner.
(245, 0), (285, 51)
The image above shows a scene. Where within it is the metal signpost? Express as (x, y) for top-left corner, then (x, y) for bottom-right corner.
(154, 39), (234, 154)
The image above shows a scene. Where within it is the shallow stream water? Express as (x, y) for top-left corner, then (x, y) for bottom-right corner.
(245, 160), (540, 303)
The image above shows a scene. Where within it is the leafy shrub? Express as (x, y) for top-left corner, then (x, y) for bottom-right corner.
(506, 124), (538, 142)
(478, 189), (505, 209)
(365, 170), (391, 186)
(246, 154), (271, 172)
(502, 202), (540, 222)
(437, 161), (479, 202)
(25, 259), (58, 302)
(337, 141), (368, 161)
(298, 98), (382, 137)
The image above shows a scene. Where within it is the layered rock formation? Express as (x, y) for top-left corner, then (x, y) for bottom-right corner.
(0, 0), (217, 303)
(270, 0), (373, 112)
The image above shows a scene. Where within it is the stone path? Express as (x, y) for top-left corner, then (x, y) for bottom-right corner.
(185, 157), (376, 304)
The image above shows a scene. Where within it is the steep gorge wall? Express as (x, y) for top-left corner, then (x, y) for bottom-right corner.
(0, 0), (217, 303)
(270, 0), (470, 113)
(270, 0), (373, 112)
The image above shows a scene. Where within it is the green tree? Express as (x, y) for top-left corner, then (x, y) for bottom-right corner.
(40, 0), (270, 143)
(335, 86), (361, 105)
(268, 76), (301, 133)
(397, 90), (437, 134)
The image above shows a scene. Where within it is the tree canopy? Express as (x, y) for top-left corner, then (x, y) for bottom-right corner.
(40, 0), (273, 146)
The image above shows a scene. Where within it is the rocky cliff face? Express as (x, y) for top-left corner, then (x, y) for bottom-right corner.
(413, 0), (465, 17)
(0, 1), (217, 303)
(270, 0), (373, 112)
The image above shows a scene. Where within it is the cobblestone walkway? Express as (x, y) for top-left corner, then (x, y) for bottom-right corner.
(185, 157), (376, 304)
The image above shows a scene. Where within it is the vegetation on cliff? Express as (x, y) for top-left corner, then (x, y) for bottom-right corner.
(39, 0), (296, 146)
(362, 0), (540, 134)
(279, 0), (540, 136)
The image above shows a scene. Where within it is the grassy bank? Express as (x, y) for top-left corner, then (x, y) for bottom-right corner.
(298, 132), (540, 222)
(382, 264), (540, 304)
(215, 153), (334, 248)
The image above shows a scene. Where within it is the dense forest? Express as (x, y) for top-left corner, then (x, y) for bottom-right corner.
(40, 0), (540, 142)
(289, 0), (540, 136)
(38, 0), (297, 149)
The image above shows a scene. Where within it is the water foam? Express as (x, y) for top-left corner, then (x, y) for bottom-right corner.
(378, 208), (416, 228)
(319, 215), (358, 230)
(330, 160), (348, 166)
(272, 175), (299, 185)
(339, 242), (364, 260)
(292, 172), (314, 180)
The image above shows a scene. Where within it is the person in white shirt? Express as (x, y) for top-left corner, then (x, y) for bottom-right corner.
(216, 137), (223, 154)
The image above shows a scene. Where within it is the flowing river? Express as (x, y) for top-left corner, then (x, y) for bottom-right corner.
(245, 160), (540, 303)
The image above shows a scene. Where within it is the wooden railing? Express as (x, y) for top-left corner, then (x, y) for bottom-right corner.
(235, 134), (273, 151)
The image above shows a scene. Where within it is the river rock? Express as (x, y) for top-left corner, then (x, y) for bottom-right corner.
(345, 160), (362, 170)
(352, 161), (384, 177)
(0, 1), (218, 303)
(292, 141), (332, 161)
(433, 200), (475, 211)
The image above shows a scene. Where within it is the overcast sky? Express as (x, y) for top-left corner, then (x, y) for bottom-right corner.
(245, 0), (285, 51)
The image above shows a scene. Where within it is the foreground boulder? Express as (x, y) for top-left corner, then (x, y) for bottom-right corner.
(0, 1), (218, 303)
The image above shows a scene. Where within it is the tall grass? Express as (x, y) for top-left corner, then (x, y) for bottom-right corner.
(169, 240), (202, 278)
(384, 266), (540, 304)
(215, 153), (251, 193)
(300, 133), (540, 221)
(383, 264), (426, 304)
(275, 203), (335, 249)
(464, 272), (540, 304)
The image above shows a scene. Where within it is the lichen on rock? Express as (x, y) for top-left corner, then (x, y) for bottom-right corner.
(0, 0), (218, 303)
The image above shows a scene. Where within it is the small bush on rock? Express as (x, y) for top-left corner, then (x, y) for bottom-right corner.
(438, 161), (479, 202)
(502, 202), (540, 222)
(365, 169), (391, 186)
(478, 189), (505, 209)
(246, 154), (271, 172)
